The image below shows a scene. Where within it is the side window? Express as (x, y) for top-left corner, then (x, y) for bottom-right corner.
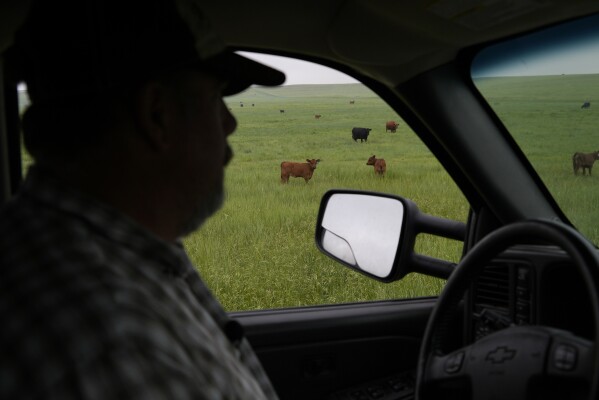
(472, 14), (599, 247)
(185, 54), (469, 311)
(17, 55), (468, 312)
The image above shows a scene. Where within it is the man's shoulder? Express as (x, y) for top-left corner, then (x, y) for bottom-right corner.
(0, 215), (178, 373)
(0, 192), (100, 271)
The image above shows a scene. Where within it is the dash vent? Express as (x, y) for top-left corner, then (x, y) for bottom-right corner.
(474, 265), (510, 311)
(471, 262), (533, 340)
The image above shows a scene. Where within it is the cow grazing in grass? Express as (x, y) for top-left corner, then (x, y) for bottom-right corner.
(582, 101), (591, 109)
(573, 151), (599, 175)
(367, 155), (386, 176)
(280, 159), (320, 183)
(385, 121), (399, 133)
(349, 100), (355, 104)
(352, 127), (371, 142)
(280, 109), (285, 113)
(315, 114), (322, 119)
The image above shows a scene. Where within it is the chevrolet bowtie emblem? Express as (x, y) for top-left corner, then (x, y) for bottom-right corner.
(486, 346), (516, 364)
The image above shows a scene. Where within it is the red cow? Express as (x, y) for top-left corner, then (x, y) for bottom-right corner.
(385, 120), (399, 133)
(314, 114), (322, 119)
(280, 159), (320, 183)
(367, 155), (386, 176)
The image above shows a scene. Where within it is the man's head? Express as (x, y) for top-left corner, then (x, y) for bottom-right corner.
(15, 0), (284, 106)
(129, 67), (237, 238)
(12, 0), (284, 240)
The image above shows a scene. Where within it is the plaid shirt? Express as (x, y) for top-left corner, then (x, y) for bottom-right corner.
(0, 167), (279, 400)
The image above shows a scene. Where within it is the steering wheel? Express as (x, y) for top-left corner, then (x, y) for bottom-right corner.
(416, 220), (599, 400)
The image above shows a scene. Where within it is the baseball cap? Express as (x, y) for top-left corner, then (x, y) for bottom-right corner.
(13, 0), (285, 104)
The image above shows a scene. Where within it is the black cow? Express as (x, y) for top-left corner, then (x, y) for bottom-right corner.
(582, 101), (591, 109)
(352, 127), (371, 142)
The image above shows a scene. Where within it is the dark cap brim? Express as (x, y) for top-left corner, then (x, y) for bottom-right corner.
(202, 52), (286, 96)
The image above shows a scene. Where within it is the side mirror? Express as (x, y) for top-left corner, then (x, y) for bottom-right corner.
(315, 190), (466, 282)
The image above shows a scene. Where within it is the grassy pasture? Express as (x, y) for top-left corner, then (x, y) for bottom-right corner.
(473, 75), (599, 240)
(186, 84), (468, 311)
(188, 76), (599, 311)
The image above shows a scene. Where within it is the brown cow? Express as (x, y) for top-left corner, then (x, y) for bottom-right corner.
(385, 120), (399, 133)
(349, 100), (355, 104)
(367, 155), (386, 176)
(281, 159), (320, 183)
(314, 114), (322, 119)
(573, 151), (599, 175)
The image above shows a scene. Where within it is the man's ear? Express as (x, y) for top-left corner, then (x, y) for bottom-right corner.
(135, 81), (175, 151)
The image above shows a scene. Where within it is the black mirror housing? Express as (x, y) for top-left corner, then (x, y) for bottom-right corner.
(315, 189), (466, 282)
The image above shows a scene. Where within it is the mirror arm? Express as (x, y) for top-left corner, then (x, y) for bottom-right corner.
(416, 213), (466, 241)
(411, 253), (456, 279)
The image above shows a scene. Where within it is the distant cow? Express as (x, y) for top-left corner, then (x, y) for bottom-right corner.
(385, 121), (399, 133)
(367, 155), (386, 176)
(573, 151), (599, 175)
(352, 127), (371, 142)
(349, 100), (355, 104)
(315, 114), (322, 119)
(280, 159), (320, 183)
(280, 109), (285, 113)
(581, 101), (591, 109)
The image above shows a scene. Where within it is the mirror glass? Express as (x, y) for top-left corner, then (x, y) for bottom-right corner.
(320, 193), (404, 278)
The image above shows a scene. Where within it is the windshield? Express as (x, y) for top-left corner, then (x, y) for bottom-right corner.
(472, 14), (599, 246)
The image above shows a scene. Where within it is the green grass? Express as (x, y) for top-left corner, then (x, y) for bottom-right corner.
(18, 76), (599, 311)
(185, 84), (468, 310)
(473, 74), (599, 238)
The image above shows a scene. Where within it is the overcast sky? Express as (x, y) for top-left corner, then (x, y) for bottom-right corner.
(473, 14), (599, 78)
(246, 45), (599, 83)
(473, 41), (599, 77)
(238, 52), (360, 85)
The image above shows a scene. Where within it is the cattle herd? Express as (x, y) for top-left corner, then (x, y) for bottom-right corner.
(278, 118), (399, 183)
(280, 150), (598, 184)
(350, 121), (400, 141)
(267, 100), (595, 181)
(280, 155), (388, 184)
(233, 100), (399, 183)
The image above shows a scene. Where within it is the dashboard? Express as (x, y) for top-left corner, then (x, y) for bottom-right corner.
(467, 245), (594, 343)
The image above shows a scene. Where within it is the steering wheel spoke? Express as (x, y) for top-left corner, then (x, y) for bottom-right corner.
(546, 330), (594, 382)
(426, 348), (470, 383)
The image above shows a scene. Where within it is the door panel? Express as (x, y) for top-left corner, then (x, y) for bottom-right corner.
(231, 298), (435, 399)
